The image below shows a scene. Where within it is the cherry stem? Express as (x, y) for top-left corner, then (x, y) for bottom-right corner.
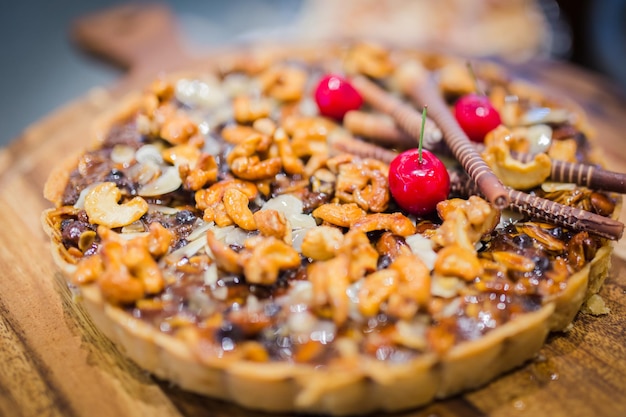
(466, 61), (485, 96)
(418, 105), (427, 163)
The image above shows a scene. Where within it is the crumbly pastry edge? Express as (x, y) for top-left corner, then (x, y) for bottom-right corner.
(40, 52), (619, 414)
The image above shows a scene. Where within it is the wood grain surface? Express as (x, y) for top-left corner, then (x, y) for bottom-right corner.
(1, 5), (626, 417)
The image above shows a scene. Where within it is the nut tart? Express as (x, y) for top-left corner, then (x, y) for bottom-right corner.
(42, 43), (623, 415)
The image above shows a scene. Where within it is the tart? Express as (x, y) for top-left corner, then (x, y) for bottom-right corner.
(42, 43), (623, 415)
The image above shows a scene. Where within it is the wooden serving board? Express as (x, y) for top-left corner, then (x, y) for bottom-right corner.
(1, 5), (626, 417)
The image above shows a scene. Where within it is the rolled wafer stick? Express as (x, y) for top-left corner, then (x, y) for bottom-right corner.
(334, 125), (626, 194)
(334, 134), (623, 239)
(350, 77), (626, 195)
(448, 170), (624, 240)
(354, 113), (626, 194)
(350, 76), (443, 150)
(507, 189), (623, 240)
(514, 153), (626, 193)
(448, 170), (480, 197)
(343, 111), (414, 148)
(402, 75), (510, 209)
(329, 132), (397, 163)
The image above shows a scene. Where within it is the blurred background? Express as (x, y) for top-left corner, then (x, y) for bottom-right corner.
(1, 0), (624, 146)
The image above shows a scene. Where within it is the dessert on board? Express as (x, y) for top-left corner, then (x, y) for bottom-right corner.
(42, 42), (624, 415)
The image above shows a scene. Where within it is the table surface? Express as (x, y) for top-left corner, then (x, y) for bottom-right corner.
(2, 6), (626, 417)
(0, 0), (304, 146)
(4, 0), (626, 148)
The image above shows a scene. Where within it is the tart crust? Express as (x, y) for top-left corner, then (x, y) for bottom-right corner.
(41, 44), (620, 415)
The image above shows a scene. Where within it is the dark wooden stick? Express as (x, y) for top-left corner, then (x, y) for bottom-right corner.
(390, 75), (510, 209)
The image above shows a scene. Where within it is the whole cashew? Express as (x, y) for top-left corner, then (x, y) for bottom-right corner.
(84, 182), (148, 228)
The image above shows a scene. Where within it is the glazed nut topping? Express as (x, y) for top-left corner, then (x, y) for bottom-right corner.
(437, 63), (476, 96)
(227, 134), (282, 181)
(160, 113), (199, 145)
(233, 96), (271, 124)
(358, 268), (399, 317)
(274, 128), (305, 176)
(309, 254), (351, 325)
(434, 196), (499, 251)
(74, 226), (167, 304)
(352, 213), (417, 236)
(312, 203), (366, 228)
(548, 138), (578, 163)
(482, 126), (552, 190)
(146, 222), (174, 257)
(206, 230), (242, 274)
(253, 209), (290, 242)
(434, 245), (484, 281)
(196, 179), (258, 226)
(330, 156), (390, 212)
(590, 192), (616, 217)
(521, 223), (565, 252)
(301, 226), (345, 261)
(258, 65), (308, 102)
(491, 251), (536, 272)
(221, 124), (258, 144)
(179, 153), (219, 191)
(359, 253), (430, 320)
(223, 188), (257, 231)
(344, 42), (394, 78)
(162, 143), (201, 166)
(84, 182), (149, 228)
(241, 237), (300, 285)
(339, 230), (379, 281)
(386, 254), (430, 318)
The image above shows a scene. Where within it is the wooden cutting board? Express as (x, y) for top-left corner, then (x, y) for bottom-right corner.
(1, 5), (625, 417)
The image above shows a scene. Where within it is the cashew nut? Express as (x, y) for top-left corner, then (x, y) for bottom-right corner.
(312, 203), (366, 228)
(242, 237), (301, 285)
(358, 269), (399, 317)
(482, 126), (551, 190)
(84, 182), (149, 228)
(434, 245), (483, 281)
(233, 96), (271, 124)
(301, 226), (345, 261)
(223, 188), (257, 231)
(434, 196), (499, 251)
(388, 254), (431, 316)
(274, 127), (304, 175)
(339, 230), (379, 281)
(352, 213), (417, 237)
(308, 254), (350, 326)
(344, 42), (394, 78)
(253, 209), (291, 242)
(548, 138), (577, 163)
(258, 65), (308, 102)
(206, 230), (242, 274)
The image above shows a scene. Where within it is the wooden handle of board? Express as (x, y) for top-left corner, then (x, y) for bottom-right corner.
(70, 4), (187, 71)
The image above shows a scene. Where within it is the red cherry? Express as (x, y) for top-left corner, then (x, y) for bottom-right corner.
(388, 148), (450, 216)
(454, 93), (501, 142)
(314, 74), (363, 121)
